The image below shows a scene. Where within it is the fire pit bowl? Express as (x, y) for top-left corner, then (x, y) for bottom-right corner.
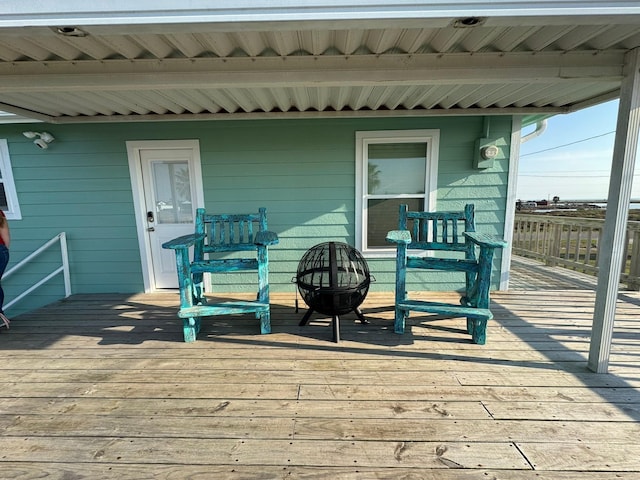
(296, 241), (371, 342)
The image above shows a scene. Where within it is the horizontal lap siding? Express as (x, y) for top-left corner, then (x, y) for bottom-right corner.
(3, 128), (140, 315)
(193, 116), (509, 293)
(0, 116), (510, 312)
(197, 120), (353, 293)
(434, 116), (510, 291)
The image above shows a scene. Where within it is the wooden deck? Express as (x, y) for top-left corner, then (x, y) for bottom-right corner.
(1, 257), (639, 479)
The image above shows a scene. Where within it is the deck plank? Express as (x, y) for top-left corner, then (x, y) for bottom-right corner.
(0, 437), (531, 469)
(519, 442), (640, 471)
(2, 464), (639, 480)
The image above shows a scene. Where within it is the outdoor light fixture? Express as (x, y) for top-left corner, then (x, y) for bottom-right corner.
(474, 117), (499, 169)
(453, 17), (486, 28)
(55, 26), (88, 37)
(23, 131), (55, 149)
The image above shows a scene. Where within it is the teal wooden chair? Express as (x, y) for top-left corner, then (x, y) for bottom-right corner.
(162, 207), (279, 342)
(386, 204), (506, 344)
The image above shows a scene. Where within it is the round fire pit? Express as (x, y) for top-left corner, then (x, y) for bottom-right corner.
(296, 242), (371, 342)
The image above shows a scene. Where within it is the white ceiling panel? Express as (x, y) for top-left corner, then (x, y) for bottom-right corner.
(0, 14), (637, 123)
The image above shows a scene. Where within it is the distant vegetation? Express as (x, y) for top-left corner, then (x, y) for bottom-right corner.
(526, 208), (640, 222)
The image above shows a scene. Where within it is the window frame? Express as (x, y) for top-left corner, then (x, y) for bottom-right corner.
(355, 129), (439, 257)
(0, 139), (21, 220)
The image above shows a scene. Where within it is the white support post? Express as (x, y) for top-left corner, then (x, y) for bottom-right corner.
(59, 232), (72, 297)
(501, 116), (523, 290)
(588, 48), (640, 373)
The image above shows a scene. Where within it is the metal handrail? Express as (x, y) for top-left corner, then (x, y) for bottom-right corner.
(2, 232), (71, 311)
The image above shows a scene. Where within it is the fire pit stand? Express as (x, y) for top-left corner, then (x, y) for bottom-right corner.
(295, 241), (371, 342)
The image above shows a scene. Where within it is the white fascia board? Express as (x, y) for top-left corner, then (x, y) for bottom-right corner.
(2, 1), (640, 27)
(0, 111), (43, 124)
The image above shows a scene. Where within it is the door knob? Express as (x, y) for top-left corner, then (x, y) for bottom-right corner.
(147, 211), (155, 222)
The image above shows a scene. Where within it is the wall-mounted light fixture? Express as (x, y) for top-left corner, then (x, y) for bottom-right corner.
(23, 131), (55, 149)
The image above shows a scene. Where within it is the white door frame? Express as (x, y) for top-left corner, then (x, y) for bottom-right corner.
(127, 139), (204, 292)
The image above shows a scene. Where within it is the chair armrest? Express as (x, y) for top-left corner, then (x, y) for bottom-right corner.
(255, 230), (279, 246)
(464, 232), (507, 249)
(386, 230), (412, 245)
(162, 233), (205, 250)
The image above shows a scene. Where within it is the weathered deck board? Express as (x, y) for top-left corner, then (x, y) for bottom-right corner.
(519, 442), (640, 471)
(0, 437), (531, 469)
(0, 397), (492, 419)
(484, 400), (640, 421)
(299, 384), (640, 403)
(0, 282), (639, 478)
(2, 464), (638, 480)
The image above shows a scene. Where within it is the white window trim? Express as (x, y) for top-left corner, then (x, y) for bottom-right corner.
(0, 139), (22, 220)
(355, 129), (439, 257)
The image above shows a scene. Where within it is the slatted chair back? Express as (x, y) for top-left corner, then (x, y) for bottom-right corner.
(196, 208), (268, 254)
(399, 203), (476, 259)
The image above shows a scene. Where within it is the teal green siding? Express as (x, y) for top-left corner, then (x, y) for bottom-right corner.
(0, 115), (511, 315)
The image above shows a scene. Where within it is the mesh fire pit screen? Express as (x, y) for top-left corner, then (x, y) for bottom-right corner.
(296, 241), (371, 342)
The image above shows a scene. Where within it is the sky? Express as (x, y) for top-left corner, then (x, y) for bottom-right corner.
(517, 99), (640, 202)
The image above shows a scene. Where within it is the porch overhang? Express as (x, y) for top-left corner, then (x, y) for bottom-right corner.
(0, 2), (638, 122)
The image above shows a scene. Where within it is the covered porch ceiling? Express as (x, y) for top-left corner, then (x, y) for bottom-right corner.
(0, 5), (639, 123)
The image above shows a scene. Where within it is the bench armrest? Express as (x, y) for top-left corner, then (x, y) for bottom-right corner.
(255, 230), (279, 246)
(386, 230), (412, 245)
(162, 233), (205, 250)
(464, 231), (507, 249)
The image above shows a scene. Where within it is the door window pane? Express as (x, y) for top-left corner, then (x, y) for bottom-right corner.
(152, 161), (193, 224)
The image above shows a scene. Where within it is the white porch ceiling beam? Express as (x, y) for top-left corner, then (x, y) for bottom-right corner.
(2, 2), (640, 28)
(31, 104), (568, 124)
(588, 47), (640, 374)
(0, 51), (624, 92)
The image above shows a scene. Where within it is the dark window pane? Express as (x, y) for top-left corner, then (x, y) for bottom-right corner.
(367, 198), (424, 248)
(0, 184), (7, 210)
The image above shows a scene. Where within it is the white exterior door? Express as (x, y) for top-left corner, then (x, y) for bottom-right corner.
(128, 140), (204, 291)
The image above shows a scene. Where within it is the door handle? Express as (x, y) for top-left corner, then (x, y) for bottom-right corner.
(147, 211), (155, 222)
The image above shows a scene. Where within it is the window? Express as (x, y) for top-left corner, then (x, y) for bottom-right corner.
(356, 130), (439, 255)
(0, 139), (22, 219)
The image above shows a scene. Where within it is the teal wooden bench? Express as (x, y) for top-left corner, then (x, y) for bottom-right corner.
(386, 204), (506, 344)
(162, 207), (279, 342)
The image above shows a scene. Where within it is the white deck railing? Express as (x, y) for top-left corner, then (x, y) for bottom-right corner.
(513, 214), (640, 291)
(2, 232), (71, 310)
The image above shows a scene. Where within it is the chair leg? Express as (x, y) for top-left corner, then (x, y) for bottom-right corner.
(466, 317), (475, 336)
(470, 318), (487, 345)
(394, 307), (406, 334)
(260, 311), (271, 335)
(183, 317), (201, 343)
